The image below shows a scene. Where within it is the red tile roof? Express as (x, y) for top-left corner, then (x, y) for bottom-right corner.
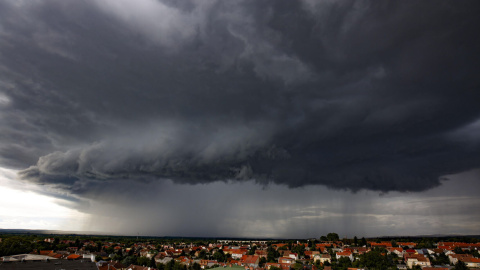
(243, 255), (259, 265)
(369, 242), (392, 247)
(67, 254), (82, 260)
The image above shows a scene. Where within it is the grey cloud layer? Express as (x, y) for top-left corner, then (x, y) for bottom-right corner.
(1, 0), (480, 193)
(73, 175), (480, 237)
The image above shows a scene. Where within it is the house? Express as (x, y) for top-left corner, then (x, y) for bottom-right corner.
(404, 249), (417, 258)
(272, 244), (288, 250)
(109, 261), (127, 270)
(83, 253), (95, 262)
(176, 256), (194, 266)
(228, 249), (247, 259)
(279, 263), (293, 270)
(461, 257), (480, 268)
(39, 250), (54, 256)
(67, 246), (79, 253)
(255, 250), (267, 258)
(398, 242), (417, 248)
(265, 263), (281, 270)
(44, 238), (55, 243)
(348, 247), (370, 255)
(278, 257), (295, 264)
(369, 242), (392, 248)
(313, 254), (331, 264)
(227, 258), (240, 265)
(241, 255), (260, 268)
(449, 253), (473, 264)
(1, 254), (59, 262)
(140, 249), (156, 258)
(126, 265), (157, 270)
(406, 255), (431, 269)
(417, 249), (431, 255)
(199, 260), (218, 269)
(98, 261), (127, 270)
(155, 255), (172, 265)
(50, 253), (65, 259)
(66, 254), (82, 260)
(304, 251), (320, 259)
(336, 251), (353, 261)
(387, 247), (404, 256)
(430, 249), (444, 255)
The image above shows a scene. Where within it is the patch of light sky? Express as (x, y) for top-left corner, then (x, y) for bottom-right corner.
(0, 167), (89, 231)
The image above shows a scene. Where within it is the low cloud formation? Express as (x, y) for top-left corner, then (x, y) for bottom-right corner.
(1, 0), (480, 195)
(63, 173), (480, 237)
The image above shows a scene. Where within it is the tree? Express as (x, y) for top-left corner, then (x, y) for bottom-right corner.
(354, 236), (358, 246)
(432, 252), (449, 265)
(106, 246), (115, 254)
(336, 256), (353, 269)
(0, 237), (32, 256)
(259, 257), (267, 267)
(137, 257), (150, 267)
(198, 249), (207, 260)
(360, 237), (367, 247)
(267, 246), (280, 262)
(213, 249), (225, 262)
(96, 241), (103, 252)
(191, 262), (201, 270)
(453, 260), (469, 270)
(292, 243), (306, 257)
(122, 256), (137, 266)
(112, 254), (123, 261)
(357, 249), (395, 270)
(165, 259), (176, 270)
(291, 263), (303, 270)
(327, 233), (339, 242)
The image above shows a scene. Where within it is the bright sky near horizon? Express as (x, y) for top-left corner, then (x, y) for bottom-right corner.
(0, 168), (88, 232)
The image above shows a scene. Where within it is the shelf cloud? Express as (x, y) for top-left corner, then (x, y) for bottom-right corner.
(1, 0), (480, 197)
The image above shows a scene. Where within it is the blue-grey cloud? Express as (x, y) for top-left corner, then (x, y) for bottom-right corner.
(0, 0), (479, 194)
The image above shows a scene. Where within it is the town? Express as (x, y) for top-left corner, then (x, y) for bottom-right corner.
(1, 233), (479, 270)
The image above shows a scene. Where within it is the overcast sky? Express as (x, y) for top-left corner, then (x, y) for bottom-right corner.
(0, 0), (480, 238)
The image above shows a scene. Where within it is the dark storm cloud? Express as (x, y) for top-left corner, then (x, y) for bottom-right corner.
(1, 0), (480, 193)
